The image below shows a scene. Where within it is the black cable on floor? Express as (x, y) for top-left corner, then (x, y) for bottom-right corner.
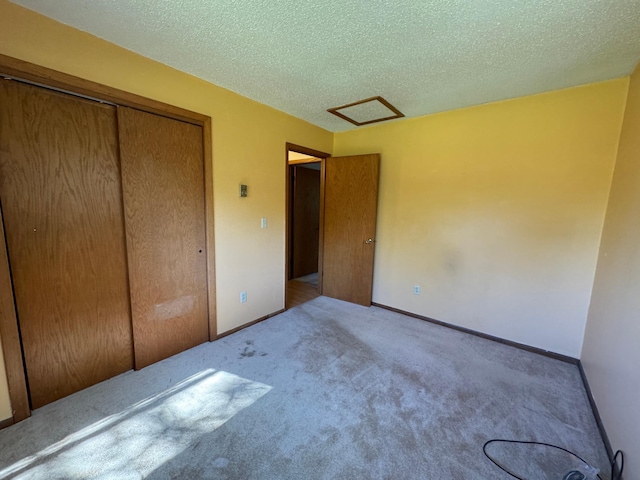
(611, 450), (624, 480)
(483, 439), (624, 480)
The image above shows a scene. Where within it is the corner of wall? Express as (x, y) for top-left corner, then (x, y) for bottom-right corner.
(580, 64), (640, 479)
(580, 75), (631, 359)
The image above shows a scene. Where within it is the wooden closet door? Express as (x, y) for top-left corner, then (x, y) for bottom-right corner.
(0, 81), (133, 409)
(117, 107), (208, 369)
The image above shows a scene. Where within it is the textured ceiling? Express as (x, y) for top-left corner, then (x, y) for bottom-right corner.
(11, 0), (640, 132)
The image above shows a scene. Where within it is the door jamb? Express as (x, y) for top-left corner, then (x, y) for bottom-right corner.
(285, 143), (330, 309)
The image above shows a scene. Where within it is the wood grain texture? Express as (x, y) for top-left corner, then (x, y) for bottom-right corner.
(286, 280), (321, 309)
(0, 81), (134, 409)
(284, 143), (329, 306)
(0, 205), (30, 421)
(202, 118), (217, 340)
(291, 166), (321, 279)
(118, 107), (208, 369)
(0, 54), (207, 126)
(322, 154), (380, 306)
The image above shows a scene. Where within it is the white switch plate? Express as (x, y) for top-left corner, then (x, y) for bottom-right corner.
(240, 291), (247, 303)
(261, 217), (267, 229)
(413, 285), (421, 295)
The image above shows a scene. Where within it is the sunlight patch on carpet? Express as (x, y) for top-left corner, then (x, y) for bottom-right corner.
(1, 370), (271, 479)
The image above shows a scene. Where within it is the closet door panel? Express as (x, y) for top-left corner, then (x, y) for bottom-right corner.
(117, 107), (208, 369)
(0, 81), (133, 408)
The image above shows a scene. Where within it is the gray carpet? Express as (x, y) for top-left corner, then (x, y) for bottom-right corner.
(0, 296), (609, 479)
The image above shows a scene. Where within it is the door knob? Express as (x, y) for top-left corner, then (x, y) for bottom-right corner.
(365, 238), (373, 244)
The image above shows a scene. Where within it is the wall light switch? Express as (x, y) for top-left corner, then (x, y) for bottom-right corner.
(261, 217), (267, 229)
(240, 184), (248, 197)
(240, 291), (247, 303)
(413, 285), (421, 295)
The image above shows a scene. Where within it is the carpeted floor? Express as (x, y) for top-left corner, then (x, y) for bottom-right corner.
(0, 297), (609, 479)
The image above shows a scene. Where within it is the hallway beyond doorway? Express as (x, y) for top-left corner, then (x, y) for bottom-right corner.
(286, 275), (320, 309)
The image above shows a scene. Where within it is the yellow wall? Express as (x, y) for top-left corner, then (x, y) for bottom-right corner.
(334, 80), (628, 357)
(582, 64), (640, 479)
(0, 1), (635, 445)
(0, 0), (332, 421)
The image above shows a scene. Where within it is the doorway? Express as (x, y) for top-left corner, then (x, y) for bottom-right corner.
(285, 145), (381, 310)
(285, 144), (329, 309)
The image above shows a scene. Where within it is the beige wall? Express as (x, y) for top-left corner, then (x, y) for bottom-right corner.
(0, 5), (636, 460)
(0, 0), (332, 421)
(334, 80), (628, 358)
(582, 64), (640, 479)
(0, 342), (10, 420)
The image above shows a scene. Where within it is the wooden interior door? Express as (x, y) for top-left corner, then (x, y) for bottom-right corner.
(322, 154), (380, 306)
(117, 107), (209, 369)
(291, 164), (321, 279)
(0, 81), (133, 408)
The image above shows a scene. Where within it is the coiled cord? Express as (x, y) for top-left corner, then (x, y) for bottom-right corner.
(482, 439), (624, 480)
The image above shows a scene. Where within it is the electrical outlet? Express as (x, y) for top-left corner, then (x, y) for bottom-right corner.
(240, 291), (247, 303)
(413, 285), (421, 295)
(261, 217), (267, 229)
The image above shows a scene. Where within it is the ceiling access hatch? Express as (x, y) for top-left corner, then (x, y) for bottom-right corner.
(327, 96), (404, 127)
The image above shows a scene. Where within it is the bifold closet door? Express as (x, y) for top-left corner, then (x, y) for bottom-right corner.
(0, 81), (133, 409)
(117, 107), (208, 369)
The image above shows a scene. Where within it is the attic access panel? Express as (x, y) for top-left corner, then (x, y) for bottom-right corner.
(328, 96), (404, 126)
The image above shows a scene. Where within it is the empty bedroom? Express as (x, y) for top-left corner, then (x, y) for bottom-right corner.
(0, 0), (638, 478)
